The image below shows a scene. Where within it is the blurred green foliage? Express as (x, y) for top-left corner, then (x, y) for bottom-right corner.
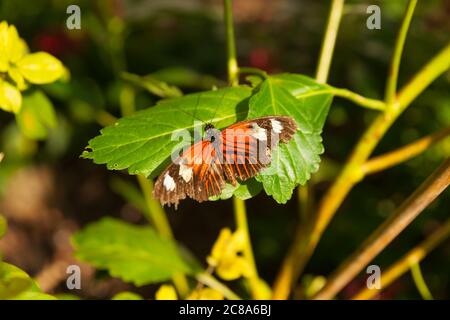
(0, 0), (448, 299)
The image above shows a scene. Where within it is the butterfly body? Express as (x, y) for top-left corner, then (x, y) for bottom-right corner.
(153, 116), (297, 207)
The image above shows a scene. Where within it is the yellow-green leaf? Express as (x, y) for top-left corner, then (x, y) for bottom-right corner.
(17, 52), (64, 84)
(8, 67), (27, 90)
(15, 90), (57, 140)
(0, 79), (22, 113)
(0, 21), (10, 71)
(0, 215), (6, 239)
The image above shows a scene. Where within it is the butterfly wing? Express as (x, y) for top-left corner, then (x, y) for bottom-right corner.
(153, 116), (297, 207)
(153, 140), (227, 208)
(221, 116), (297, 183)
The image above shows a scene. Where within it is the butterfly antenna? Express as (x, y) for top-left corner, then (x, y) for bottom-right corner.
(209, 90), (226, 126)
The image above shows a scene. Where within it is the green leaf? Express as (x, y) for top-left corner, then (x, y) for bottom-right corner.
(112, 291), (144, 300)
(150, 67), (226, 90)
(0, 262), (56, 300)
(248, 73), (332, 203)
(0, 262), (32, 299)
(72, 217), (194, 286)
(17, 52), (64, 84)
(53, 293), (81, 300)
(0, 215), (6, 239)
(121, 72), (182, 98)
(15, 90), (57, 140)
(210, 179), (263, 201)
(12, 290), (57, 300)
(83, 86), (251, 178)
(0, 79), (22, 113)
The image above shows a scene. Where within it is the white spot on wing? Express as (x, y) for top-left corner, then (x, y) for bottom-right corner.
(163, 173), (176, 191)
(252, 123), (267, 141)
(270, 119), (283, 134)
(179, 163), (193, 182)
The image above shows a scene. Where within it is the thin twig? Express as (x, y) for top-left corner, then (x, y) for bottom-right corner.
(313, 158), (450, 299)
(410, 262), (434, 300)
(384, 0), (417, 104)
(271, 2), (450, 300)
(273, 0), (346, 299)
(315, 0), (345, 83)
(352, 218), (450, 300)
(224, 0), (239, 86)
(196, 273), (242, 300)
(363, 126), (450, 175)
(331, 87), (386, 111)
(233, 196), (260, 298)
(397, 42), (450, 110)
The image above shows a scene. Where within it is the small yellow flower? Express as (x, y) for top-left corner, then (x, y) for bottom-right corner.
(207, 228), (253, 281)
(155, 284), (178, 300)
(0, 21), (66, 114)
(187, 288), (224, 300)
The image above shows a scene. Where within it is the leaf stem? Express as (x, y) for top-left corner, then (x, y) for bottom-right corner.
(315, 0), (345, 83)
(273, 0), (346, 299)
(196, 272), (242, 300)
(352, 218), (450, 300)
(224, 0), (239, 87)
(233, 196), (260, 298)
(363, 126), (450, 175)
(223, 0), (260, 299)
(118, 84), (189, 297)
(271, 2), (450, 300)
(384, 0), (417, 105)
(137, 175), (173, 238)
(330, 87), (386, 111)
(410, 262), (434, 300)
(239, 67), (268, 79)
(313, 158), (450, 299)
(397, 42), (450, 109)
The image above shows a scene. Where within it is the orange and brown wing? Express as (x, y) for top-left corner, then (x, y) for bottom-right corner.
(153, 140), (226, 208)
(153, 116), (297, 208)
(220, 116), (297, 184)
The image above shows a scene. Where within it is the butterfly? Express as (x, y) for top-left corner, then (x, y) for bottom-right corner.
(153, 116), (297, 208)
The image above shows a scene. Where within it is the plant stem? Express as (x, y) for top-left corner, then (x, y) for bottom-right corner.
(233, 196), (260, 298)
(119, 85), (189, 297)
(273, 0), (346, 299)
(410, 262), (434, 300)
(271, 2), (450, 300)
(313, 158), (450, 299)
(363, 126), (450, 175)
(352, 218), (450, 300)
(397, 42), (450, 109)
(196, 272), (242, 300)
(239, 67), (268, 78)
(315, 0), (345, 83)
(224, 0), (239, 86)
(137, 171), (189, 298)
(330, 87), (386, 111)
(223, 0), (260, 299)
(384, 0), (417, 105)
(137, 175), (173, 238)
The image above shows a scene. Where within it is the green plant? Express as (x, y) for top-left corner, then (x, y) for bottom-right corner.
(1, 0), (448, 301)
(0, 21), (66, 140)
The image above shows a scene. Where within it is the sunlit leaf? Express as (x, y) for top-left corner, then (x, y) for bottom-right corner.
(0, 79), (22, 113)
(112, 291), (144, 300)
(72, 217), (195, 286)
(0, 262), (56, 300)
(249, 73), (332, 203)
(17, 52), (64, 84)
(121, 72), (182, 98)
(15, 90), (57, 140)
(0, 215), (6, 239)
(83, 86), (252, 178)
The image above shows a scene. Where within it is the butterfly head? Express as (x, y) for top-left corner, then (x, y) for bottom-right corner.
(204, 123), (220, 143)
